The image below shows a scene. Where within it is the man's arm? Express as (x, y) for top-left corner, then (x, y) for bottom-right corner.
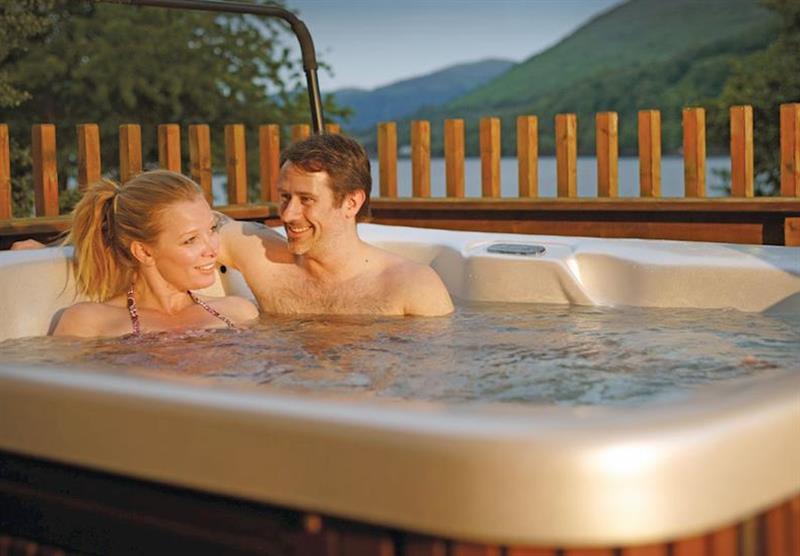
(10, 239), (47, 250)
(215, 213), (293, 271)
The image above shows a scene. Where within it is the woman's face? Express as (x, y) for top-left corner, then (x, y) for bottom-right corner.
(148, 195), (220, 292)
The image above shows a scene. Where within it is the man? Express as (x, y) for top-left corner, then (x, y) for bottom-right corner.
(216, 133), (454, 316)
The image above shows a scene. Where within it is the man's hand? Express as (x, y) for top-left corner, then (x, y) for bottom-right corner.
(10, 239), (46, 250)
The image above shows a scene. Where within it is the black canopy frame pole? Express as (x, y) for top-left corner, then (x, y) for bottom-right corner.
(101, 0), (325, 133)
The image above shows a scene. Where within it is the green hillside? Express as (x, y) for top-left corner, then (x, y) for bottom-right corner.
(362, 0), (779, 156)
(453, 0), (774, 111)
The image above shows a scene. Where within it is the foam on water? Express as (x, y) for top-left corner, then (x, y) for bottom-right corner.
(1, 302), (797, 407)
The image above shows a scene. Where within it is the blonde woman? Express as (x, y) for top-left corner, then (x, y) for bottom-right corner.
(53, 170), (258, 337)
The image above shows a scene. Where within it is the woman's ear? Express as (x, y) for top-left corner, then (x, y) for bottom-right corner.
(345, 190), (366, 219)
(130, 241), (155, 266)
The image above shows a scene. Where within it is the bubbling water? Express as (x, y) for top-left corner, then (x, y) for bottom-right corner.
(0, 302), (797, 407)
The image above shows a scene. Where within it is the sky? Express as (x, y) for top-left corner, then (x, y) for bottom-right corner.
(284, 0), (624, 92)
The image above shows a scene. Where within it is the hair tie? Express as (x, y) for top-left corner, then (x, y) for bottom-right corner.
(112, 188), (120, 216)
(102, 186), (120, 247)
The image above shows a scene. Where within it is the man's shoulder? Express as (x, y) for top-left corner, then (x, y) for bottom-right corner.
(383, 254), (437, 282)
(367, 247), (428, 283)
(370, 248), (454, 316)
(216, 216), (293, 269)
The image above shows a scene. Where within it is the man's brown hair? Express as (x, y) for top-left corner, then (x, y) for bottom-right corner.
(280, 133), (372, 219)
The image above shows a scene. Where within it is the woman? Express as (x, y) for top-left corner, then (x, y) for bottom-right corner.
(53, 170), (258, 337)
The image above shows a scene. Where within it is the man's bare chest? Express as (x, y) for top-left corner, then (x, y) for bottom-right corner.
(250, 268), (400, 315)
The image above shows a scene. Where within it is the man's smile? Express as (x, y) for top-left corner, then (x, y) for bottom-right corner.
(286, 224), (312, 237)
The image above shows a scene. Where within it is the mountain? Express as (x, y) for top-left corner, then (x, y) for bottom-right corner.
(329, 58), (514, 133)
(369, 0), (778, 156)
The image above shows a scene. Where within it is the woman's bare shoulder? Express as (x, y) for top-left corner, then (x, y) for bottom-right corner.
(51, 301), (128, 337)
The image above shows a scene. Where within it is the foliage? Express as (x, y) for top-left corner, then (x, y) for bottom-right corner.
(708, 0), (800, 195)
(507, 26), (776, 156)
(363, 0), (778, 158)
(0, 0), (59, 216)
(0, 0), (344, 215)
(0, 0), (59, 110)
(449, 0), (774, 112)
(367, 21), (776, 159)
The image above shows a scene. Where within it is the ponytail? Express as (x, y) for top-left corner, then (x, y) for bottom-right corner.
(66, 179), (135, 301)
(65, 170), (204, 302)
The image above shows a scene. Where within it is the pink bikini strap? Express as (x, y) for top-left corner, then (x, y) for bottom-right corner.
(126, 287), (236, 335)
(126, 286), (141, 336)
(187, 290), (237, 329)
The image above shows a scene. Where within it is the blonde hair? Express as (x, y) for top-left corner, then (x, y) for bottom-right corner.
(67, 170), (205, 301)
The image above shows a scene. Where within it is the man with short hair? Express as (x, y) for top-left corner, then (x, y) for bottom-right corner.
(217, 133), (454, 316)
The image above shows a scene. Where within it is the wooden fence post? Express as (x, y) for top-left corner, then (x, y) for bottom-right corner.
(562, 549), (613, 556)
(780, 103), (800, 196)
(596, 112), (618, 198)
(730, 105), (754, 198)
(517, 115), (538, 198)
(377, 122), (397, 198)
(444, 119), (465, 198)
(0, 125), (12, 219)
(188, 124), (213, 205)
(480, 117), (501, 198)
(790, 496), (800, 554)
(682, 107), (706, 198)
(671, 536), (708, 556)
(32, 124), (59, 217)
(507, 548), (557, 556)
(555, 113), (577, 198)
(119, 124), (142, 183)
(708, 526), (738, 556)
(158, 124), (181, 173)
(77, 123), (101, 191)
(787, 217), (800, 247)
(638, 110), (661, 197)
(619, 544), (667, 556)
(259, 124), (280, 203)
(225, 124), (247, 205)
(291, 124), (310, 144)
(764, 504), (789, 556)
(411, 120), (431, 198)
(325, 123), (340, 134)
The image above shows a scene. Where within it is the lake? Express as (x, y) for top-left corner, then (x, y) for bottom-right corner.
(213, 156), (732, 204)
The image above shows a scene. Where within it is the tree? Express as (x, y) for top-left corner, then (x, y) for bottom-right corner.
(711, 0), (800, 195)
(0, 0), (59, 109)
(0, 0), (61, 215)
(0, 0), (343, 215)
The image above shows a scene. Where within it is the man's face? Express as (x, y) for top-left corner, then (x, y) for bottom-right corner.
(277, 162), (347, 256)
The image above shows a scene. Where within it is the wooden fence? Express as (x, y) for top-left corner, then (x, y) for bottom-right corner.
(1, 103), (799, 248)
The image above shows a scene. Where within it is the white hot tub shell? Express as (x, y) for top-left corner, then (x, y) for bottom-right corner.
(0, 224), (798, 550)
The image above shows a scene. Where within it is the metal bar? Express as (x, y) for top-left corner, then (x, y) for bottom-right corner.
(101, 0), (325, 133)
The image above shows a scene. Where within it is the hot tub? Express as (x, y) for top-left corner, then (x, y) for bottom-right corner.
(1, 224), (799, 555)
